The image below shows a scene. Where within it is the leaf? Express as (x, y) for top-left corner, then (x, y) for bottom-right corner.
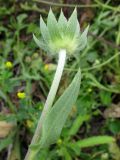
(66, 8), (79, 38)
(47, 8), (61, 40)
(40, 69), (81, 148)
(8, 133), (21, 160)
(17, 14), (27, 24)
(61, 147), (72, 160)
(109, 142), (120, 160)
(78, 25), (89, 51)
(0, 90), (7, 100)
(40, 16), (50, 43)
(33, 34), (48, 52)
(100, 90), (112, 105)
(0, 130), (15, 151)
(0, 121), (15, 138)
(75, 136), (115, 148)
(68, 114), (90, 136)
(104, 104), (120, 118)
(108, 119), (120, 134)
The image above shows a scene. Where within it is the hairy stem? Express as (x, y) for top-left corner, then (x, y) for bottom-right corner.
(24, 49), (66, 160)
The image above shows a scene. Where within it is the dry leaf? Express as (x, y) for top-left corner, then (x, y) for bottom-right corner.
(104, 103), (120, 118)
(0, 121), (15, 138)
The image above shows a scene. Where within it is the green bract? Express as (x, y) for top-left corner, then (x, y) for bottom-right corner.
(33, 8), (89, 56)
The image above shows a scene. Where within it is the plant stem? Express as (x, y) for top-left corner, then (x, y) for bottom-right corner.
(24, 49), (66, 160)
(33, 0), (98, 8)
(0, 90), (16, 112)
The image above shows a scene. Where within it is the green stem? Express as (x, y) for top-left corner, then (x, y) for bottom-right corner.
(7, 131), (21, 160)
(94, 0), (120, 12)
(83, 52), (120, 71)
(115, 25), (120, 69)
(24, 49), (66, 160)
(33, 0), (98, 8)
(0, 90), (16, 112)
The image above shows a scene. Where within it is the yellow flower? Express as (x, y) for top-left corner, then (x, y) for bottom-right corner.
(44, 64), (49, 71)
(26, 120), (33, 128)
(5, 61), (13, 68)
(44, 64), (56, 71)
(17, 92), (26, 99)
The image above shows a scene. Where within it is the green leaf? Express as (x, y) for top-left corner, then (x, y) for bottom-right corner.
(0, 90), (7, 100)
(78, 25), (89, 51)
(109, 142), (120, 160)
(61, 147), (72, 160)
(0, 131), (15, 151)
(17, 14), (27, 24)
(100, 90), (112, 105)
(76, 136), (115, 148)
(66, 8), (79, 38)
(58, 10), (67, 35)
(68, 114), (90, 136)
(108, 119), (120, 134)
(40, 16), (50, 43)
(8, 133), (21, 160)
(40, 69), (81, 148)
(33, 34), (48, 52)
(47, 8), (61, 40)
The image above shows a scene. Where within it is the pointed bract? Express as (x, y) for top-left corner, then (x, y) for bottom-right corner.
(78, 25), (89, 50)
(47, 8), (61, 40)
(58, 9), (67, 36)
(40, 16), (50, 43)
(33, 34), (48, 52)
(66, 8), (78, 38)
(74, 20), (80, 37)
(33, 8), (89, 56)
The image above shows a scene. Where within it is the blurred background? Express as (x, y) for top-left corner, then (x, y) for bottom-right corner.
(0, 0), (120, 160)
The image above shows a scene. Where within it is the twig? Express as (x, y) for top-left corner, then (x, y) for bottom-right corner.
(82, 52), (120, 71)
(33, 0), (98, 8)
(89, 32), (120, 50)
(95, 0), (120, 12)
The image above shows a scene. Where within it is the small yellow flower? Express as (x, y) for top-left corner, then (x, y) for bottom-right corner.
(17, 92), (26, 99)
(44, 64), (49, 71)
(5, 61), (13, 68)
(44, 64), (56, 71)
(26, 120), (33, 128)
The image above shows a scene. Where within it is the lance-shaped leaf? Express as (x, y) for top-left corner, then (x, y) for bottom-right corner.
(67, 135), (115, 154)
(71, 136), (115, 148)
(40, 69), (81, 148)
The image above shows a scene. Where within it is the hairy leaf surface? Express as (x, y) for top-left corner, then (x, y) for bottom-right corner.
(40, 69), (81, 148)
